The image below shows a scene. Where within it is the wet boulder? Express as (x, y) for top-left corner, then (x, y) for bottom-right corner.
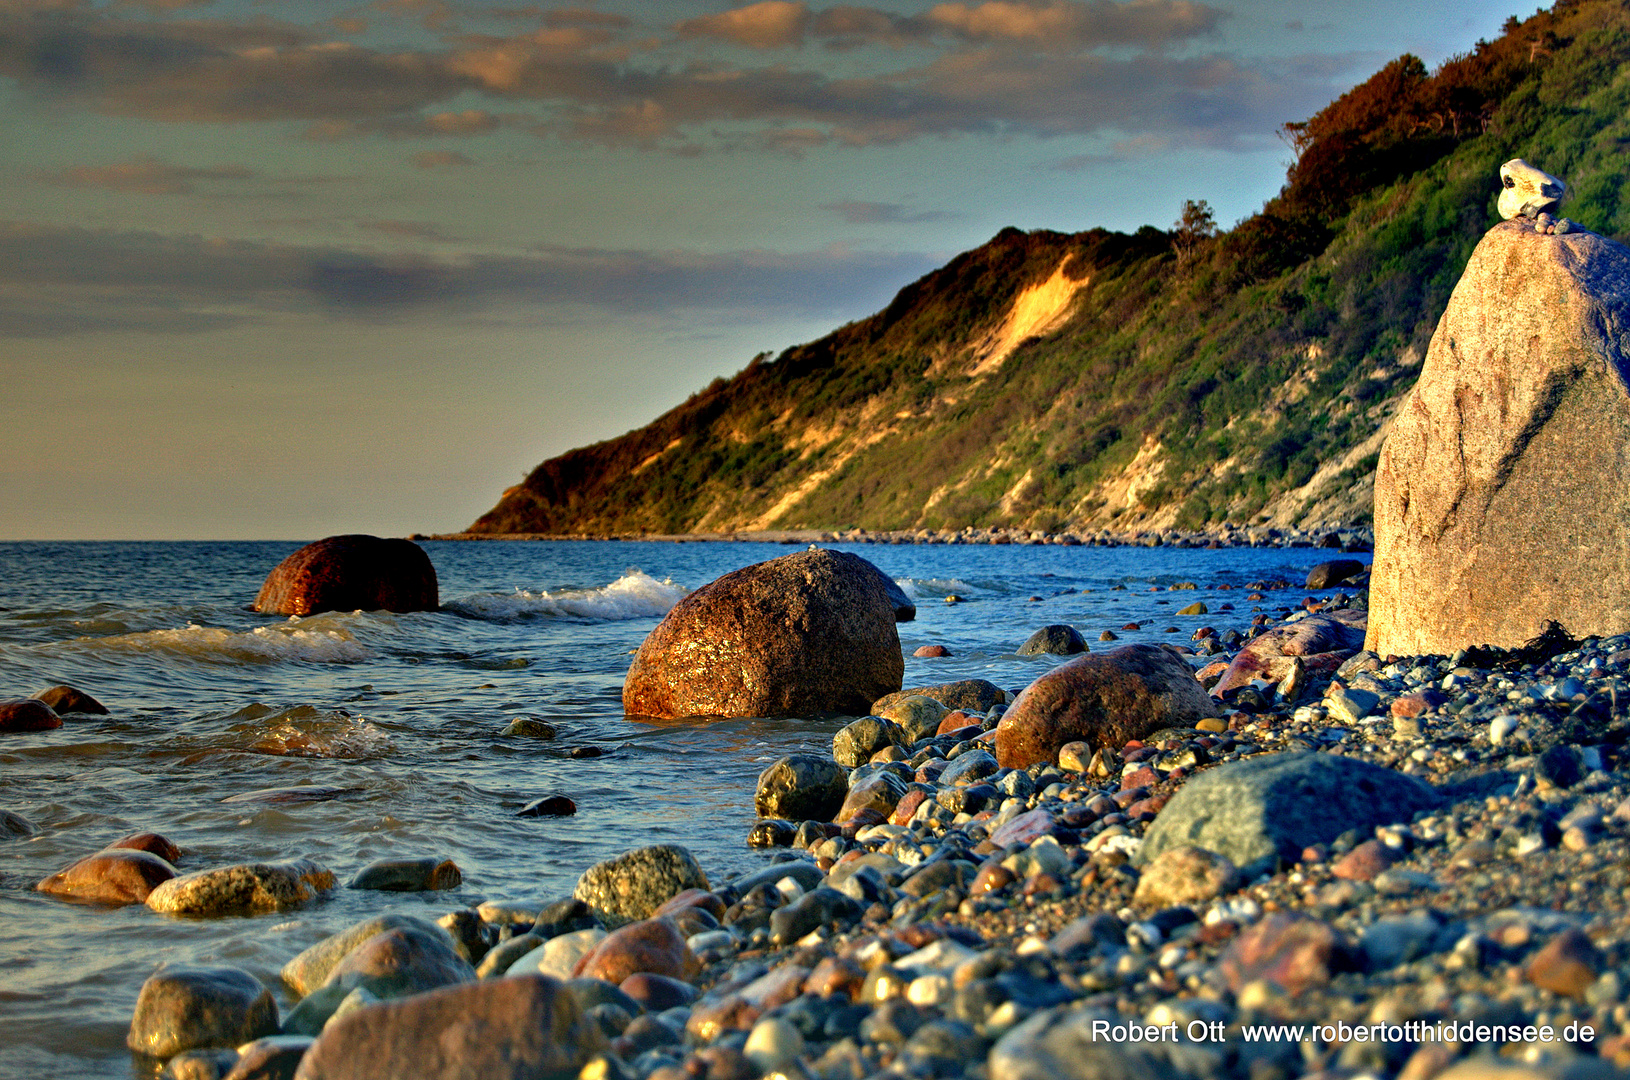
(0, 698), (61, 733)
(37, 848), (177, 905)
(128, 964), (278, 1060)
(346, 857), (461, 892)
(146, 859), (334, 917)
(32, 684), (109, 715)
(755, 754), (848, 822)
(572, 916), (700, 985)
(994, 644), (1218, 769)
(252, 534), (438, 616)
(623, 548), (902, 720)
(1017, 625), (1087, 656)
(573, 844), (709, 929)
(318, 925), (476, 1001)
(282, 913), (454, 997)
(1304, 560), (1365, 590)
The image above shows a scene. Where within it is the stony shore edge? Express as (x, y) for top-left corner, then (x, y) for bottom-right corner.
(417, 524), (1374, 552)
(84, 573), (1630, 1080)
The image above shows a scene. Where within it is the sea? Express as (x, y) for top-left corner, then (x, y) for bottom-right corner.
(0, 538), (1344, 1078)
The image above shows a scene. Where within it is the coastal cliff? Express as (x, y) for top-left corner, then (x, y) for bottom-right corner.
(470, 0), (1630, 538)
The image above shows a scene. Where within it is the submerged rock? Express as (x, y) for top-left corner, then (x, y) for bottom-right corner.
(252, 534), (438, 616)
(1017, 625), (1087, 656)
(32, 684), (109, 715)
(0, 697), (61, 733)
(146, 859), (335, 917)
(346, 857), (462, 892)
(622, 548), (903, 720)
(37, 848), (177, 905)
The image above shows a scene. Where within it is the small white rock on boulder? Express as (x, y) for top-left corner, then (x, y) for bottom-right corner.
(622, 548), (902, 720)
(1369, 219), (1630, 656)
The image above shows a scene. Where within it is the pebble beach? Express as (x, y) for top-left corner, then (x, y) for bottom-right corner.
(11, 538), (1624, 1080)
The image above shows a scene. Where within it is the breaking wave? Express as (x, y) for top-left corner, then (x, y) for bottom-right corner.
(61, 622), (372, 664)
(449, 570), (688, 622)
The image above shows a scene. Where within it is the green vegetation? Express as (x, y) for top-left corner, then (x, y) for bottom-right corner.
(470, 0), (1630, 536)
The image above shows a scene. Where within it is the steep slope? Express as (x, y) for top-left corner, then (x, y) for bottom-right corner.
(470, 0), (1630, 537)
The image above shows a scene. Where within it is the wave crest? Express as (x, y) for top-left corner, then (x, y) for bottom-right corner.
(450, 569), (688, 622)
(72, 623), (371, 664)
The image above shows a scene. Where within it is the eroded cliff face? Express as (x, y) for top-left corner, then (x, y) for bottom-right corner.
(468, 222), (1414, 538)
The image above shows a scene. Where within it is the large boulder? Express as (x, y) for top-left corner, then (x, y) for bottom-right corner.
(1135, 751), (1440, 874)
(994, 644), (1218, 769)
(1370, 220), (1630, 656)
(622, 548), (903, 720)
(291, 975), (605, 1080)
(253, 535), (438, 616)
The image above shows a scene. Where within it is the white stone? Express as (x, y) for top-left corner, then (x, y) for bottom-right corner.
(507, 927), (605, 979)
(1498, 159), (1566, 220)
(743, 1016), (803, 1073)
(906, 973), (953, 1006)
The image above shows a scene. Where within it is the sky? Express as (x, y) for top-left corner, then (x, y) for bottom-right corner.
(0, 0), (1528, 539)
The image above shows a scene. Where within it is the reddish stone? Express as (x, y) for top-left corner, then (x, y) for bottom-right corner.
(890, 789), (930, 826)
(868, 745), (908, 763)
(1023, 873), (1064, 896)
(36, 848), (177, 905)
(1195, 661), (1230, 688)
(936, 710), (972, 732)
(804, 956), (865, 999)
(109, 832), (182, 864)
(623, 549), (903, 720)
(1390, 690), (1448, 719)
(989, 809), (1054, 848)
(1121, 766), (1159, 790)
(253, 534), (438, 616)
(573, 917), (700, 985)
(655, 888), (727, 921)
(0, 698), (61, 733)
(1124, 797), (1165, 819)
(975, 729), (998, 744)
(1524, 928), (1604, 999)
(839, 808), (888, 837)
(1331, 840), (1398, 882)
(914, 645), (952, 658)
(915, 760), (949, 784)
(292, 975), (602, 1080)
(1112, 786), (1148, 808)
(995, 644), (1220, 769)
(1211, 612), (1366, 697)
(1217, 913), (1356, 994)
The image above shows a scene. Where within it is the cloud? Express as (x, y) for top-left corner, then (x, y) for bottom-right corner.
(677, 1), (811, 49)
(47, 155), (253, 194)
(822, 199), (958, 223)
(410, 149), (473, 166)
(0, 219), (944, 335)
(674, 0), (1223, 51)
(361, 219), (460, 241)
(924, 0), (1224, 50)
(0, 2), (1329, 156)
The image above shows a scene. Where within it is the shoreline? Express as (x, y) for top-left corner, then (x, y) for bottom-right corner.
(417, 524), (1374, 552)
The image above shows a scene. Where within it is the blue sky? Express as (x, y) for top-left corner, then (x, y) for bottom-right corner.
(0, 0), (1525, 538)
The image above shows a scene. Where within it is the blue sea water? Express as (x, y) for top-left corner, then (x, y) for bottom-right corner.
(0, 539), (1341, 1078)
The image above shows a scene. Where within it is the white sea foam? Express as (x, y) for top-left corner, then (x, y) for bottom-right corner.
(450, 569), (688, 622)
(73, 623), (372, 664)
